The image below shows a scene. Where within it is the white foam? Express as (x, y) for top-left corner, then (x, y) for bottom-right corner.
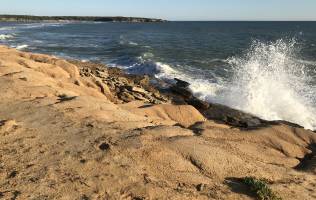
(15, 44), (29, 50)
(0, 34), (14, 40)
(128, 41), (138, 46)
(216, 39), (316, 130)
(21, 23), (67, 29)
(110, 43), (316, 130)
(122, 53), (221, 99)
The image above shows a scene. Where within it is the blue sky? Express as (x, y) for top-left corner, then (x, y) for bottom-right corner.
(1, 0), (316, 21)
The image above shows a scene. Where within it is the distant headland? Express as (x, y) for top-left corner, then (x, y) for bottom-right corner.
(0, 15), (166, 23)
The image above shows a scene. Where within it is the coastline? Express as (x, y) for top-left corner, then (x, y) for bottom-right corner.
(0, 46), (315, 199)
(0, 15), (167, 23)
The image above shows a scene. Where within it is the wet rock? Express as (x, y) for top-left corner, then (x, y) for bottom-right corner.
(203, 103), (263, 128)
(170, 86), (193, 99)
(187, 97), (209, 110)
(174, 78), (190, 88)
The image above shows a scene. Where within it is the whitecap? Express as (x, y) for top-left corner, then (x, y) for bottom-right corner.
(0, 34), (14, 40)
(128, 41), (138, 46)
(15, 44), (29, 50)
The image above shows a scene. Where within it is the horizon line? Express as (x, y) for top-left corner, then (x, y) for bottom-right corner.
(1, 14), (316, 22)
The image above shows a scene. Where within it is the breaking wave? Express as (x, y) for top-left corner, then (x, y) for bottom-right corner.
(217, 39), (316, 130)
(15, 44), (29, 50)
(0, 34), (14, 40)
(120, 39), (316, 130)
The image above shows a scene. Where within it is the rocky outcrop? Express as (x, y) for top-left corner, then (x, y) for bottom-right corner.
(70, 60), (169, 104)
(1, 46), (316, 199)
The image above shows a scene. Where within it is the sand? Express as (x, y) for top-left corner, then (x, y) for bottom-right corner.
(0, 45), (315, 200)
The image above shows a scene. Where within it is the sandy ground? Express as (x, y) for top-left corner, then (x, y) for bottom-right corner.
(0, 46), (315, 200)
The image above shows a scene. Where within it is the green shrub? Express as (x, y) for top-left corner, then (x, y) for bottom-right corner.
(243, 177), (282, 200)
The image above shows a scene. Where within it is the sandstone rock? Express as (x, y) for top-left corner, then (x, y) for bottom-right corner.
(125, 86), (148, 95)
(132, 92), (148, 101)
(95, 70), (108, 79)
(119, 92), (135, 102)
(95, 80), (112, 99)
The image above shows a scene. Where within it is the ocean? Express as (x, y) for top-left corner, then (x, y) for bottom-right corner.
(0, 21), (315, 129)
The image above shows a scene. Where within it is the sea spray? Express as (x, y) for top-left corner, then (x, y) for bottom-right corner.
(220, 39), (316, 129)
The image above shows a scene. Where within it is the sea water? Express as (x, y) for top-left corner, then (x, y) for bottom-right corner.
(1, 21), (315, 129)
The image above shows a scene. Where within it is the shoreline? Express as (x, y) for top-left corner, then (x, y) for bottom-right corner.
(0, 46), (315, 199)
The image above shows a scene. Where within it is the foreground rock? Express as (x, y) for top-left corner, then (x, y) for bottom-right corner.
(0, 46), (315, 199)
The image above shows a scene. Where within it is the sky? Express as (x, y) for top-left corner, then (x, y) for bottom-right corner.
(1, 0), (316, 21)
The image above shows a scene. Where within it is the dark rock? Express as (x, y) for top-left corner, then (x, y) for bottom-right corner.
(196, 183), (205, 191)
(81, 195), (89, 200)
(170, 86), (193, 99)
(57, 94), (77, 103)
(80, 159), (86, 164)
(268, 120), (304, 128)
(99, 143), (110, 151)
(294, 144), (316, 172)
(74, 80), (81, 86)
(19, 77), (28, 81)
(7, 170), (18, 179)
(203, 103), (263, 128)
(187, 97), (209, 110)
(174, 78), (190, 88)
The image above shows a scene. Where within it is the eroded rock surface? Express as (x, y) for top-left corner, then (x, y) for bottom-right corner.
(0, 46), (315, 199)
